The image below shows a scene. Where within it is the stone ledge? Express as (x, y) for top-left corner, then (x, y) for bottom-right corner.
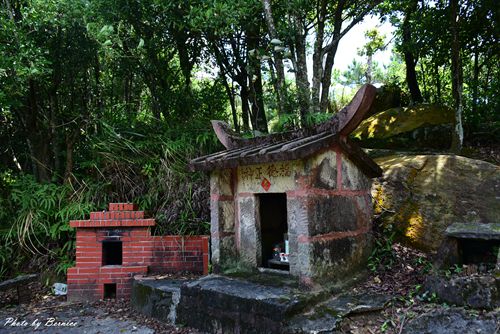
(131, 278), (192, 324)
(445, 223), (500, 240)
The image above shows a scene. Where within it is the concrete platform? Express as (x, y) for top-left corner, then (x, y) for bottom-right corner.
(131, 278), (191, 324)
(131, 274), (389, 333)
(176, 275), (309, 334)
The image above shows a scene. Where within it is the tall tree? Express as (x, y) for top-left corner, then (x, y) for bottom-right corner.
(358, 28), (386, 84)
(261, 0), (288, 117)
(401, 0), (424, 103)
(197, 0), (268, 133)
(1, 0), (100, 182)
(264, 0), (381, 122)
(449, 0), (464, 151)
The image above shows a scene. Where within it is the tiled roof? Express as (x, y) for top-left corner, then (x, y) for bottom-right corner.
(189, 84), (382, 178)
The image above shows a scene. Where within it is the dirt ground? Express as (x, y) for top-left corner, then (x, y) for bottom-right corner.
(0, 280), (199, 334)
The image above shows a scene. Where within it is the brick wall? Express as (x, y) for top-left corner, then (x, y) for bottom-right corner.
(150, 236), (210, 273)
(67, 203), (209, 301)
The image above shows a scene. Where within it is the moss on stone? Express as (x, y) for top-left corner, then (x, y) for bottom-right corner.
(132, 282), (151, 307)
(372, 154), (500, 251)
(353, 104), (454, 140)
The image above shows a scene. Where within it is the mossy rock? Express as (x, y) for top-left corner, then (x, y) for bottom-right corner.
(372, 154), (500, 251)
(352, 104), (454, 149)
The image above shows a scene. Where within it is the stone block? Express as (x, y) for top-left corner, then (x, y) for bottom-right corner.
(424, 274), (500, 309)
(210, 169), (233, 196)
(131, 278), (188, 323)
(307, 196), (358, 235)
(313, 156), (337, 190)
(287, 197), (310, 277)
(238, 196), (259, 266)
(176, 275), (302, 334)
(219, 236), (237, 267)
(402, 307), (498, 334)
(220, 201), (235, 233)
(310, 234), (371, 281)
(342, 156), (371, 190)
(433, 237), (460, 270)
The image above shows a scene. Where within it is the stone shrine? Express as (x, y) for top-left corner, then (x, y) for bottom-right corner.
(190, 84), (382, 285)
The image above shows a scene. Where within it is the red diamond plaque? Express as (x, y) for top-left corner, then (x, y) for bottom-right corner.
(261, 178), (271, 191)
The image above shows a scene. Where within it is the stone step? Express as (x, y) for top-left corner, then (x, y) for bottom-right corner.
(445, 223), (500, 240)
(176, 275), (308, 334)
(131, 278), (192, 324)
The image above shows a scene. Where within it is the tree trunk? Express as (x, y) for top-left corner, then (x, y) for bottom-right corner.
(403, 52), (423, 104)
(318, 1), (343, 113)
(261, 0), (287, 116)
(420, 62), (428, 100)
(247, 62), (268, 133)
(253, 67), (268, 133)
(471, 45), (480, 115)
(27, 79), (51, 182)
(246, 21), (268, 133)
(311, 0), (327, 114)
(292, 15), (310, 124)
(402, 0), (423, 104)
(450, 0), (464, 151)
(319, 43), (338, 113)
(240, 85), (250, 131)
(221, 76), (239, 132)
(434, 62), (441, 103)
(64, 133), (76, 183)
(366, 54), (373, 84)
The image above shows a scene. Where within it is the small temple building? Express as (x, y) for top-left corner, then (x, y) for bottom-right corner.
(190, 84), (383, 285)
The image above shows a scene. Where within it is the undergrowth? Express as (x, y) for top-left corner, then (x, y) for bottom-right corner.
(0, 118), (221, 281)
(368, 224), (397, 272)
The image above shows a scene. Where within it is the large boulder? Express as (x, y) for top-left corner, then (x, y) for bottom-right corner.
(372, 154), (500, 251)
(353, 104), (454, 149)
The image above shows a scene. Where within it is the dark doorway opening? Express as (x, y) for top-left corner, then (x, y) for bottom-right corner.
(102, 241), (122, 266)
(459, 239), (499, 271)
(258, 193), (289, 270)
(103, 283), (116, 299)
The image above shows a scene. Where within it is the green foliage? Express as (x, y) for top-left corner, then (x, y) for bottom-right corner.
(0, 0), (229, 279)
(444, 264), (464, 278)
(368, 225), (396, 272)
(414, 255), (433, 275)
(380, 319), (394, 332)
(359, 29), (386, 58)
(0, 174), (96, 280)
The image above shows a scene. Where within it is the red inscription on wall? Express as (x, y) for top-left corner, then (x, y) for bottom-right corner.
(240, 163), (291, 181)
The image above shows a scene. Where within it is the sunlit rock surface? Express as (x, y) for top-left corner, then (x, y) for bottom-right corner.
(353, 104), (454, 149)
(372, 154), (500, 251)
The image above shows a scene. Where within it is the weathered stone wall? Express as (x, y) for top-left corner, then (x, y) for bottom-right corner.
(209, 146), (374, 284)
(209, 169), (237, 271)
(295, 150), (372, 283)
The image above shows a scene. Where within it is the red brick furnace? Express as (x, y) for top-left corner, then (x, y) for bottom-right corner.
(67, 203), (209, 301)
